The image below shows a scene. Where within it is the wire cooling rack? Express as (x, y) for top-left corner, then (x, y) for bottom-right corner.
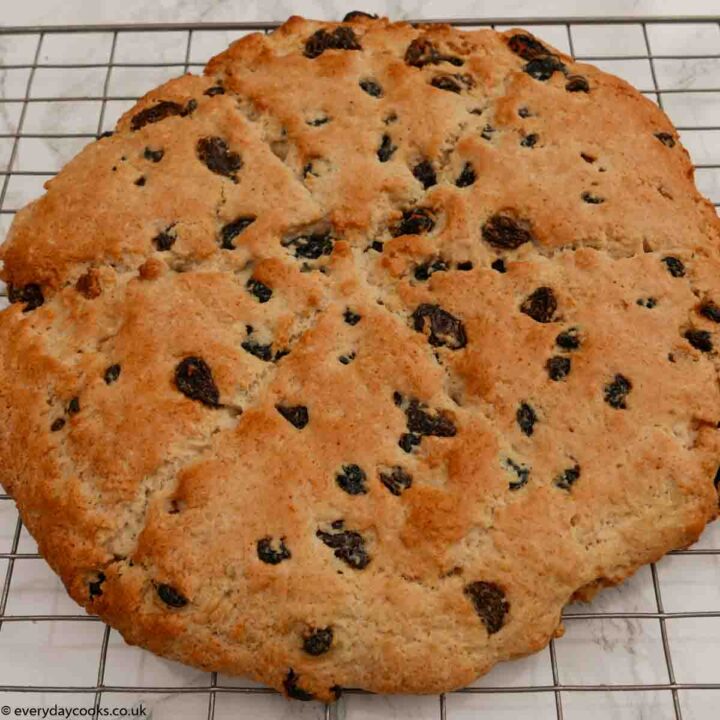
(0, 14), (718, 720)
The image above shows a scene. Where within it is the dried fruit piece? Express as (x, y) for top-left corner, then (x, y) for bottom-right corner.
(67, 397), (80, 415)
(174, 356), (220, 407)
(655, 132), (675, 148)
(241, 340), (274, 362)
(257, 537), (291, 565)
(359, 79), (383, 97)
(344, 308), (361, 325)
(520, 287), (557, 323)
(343, 10), (378, 21)
(219, 216), (255, 250)
(50, 418), (65, 432)
(464, 581), (509, 634)
(554, 465), (581, 490)
(566, 75), (590, 92)
(521, 133), (538, 148)
(507, 34), (550, 60)
(152, 224), (176, 251)
(699, 300), (720, 323)
(196, 136), (242, 180)
(581, 191), (604, 204)
(283, 669), (315, 701)
(88, 572), (105, 600)
(246, 278), (272, 303)
(414, 258), (448, 281)
(303, 627), (334, 656)
(491, 259), (506, 273)
(546, 356), (571, 381)
(204, 85), (225, 96)
(379, 466), (413, 496)
(156, 583), (188, 608)
(8, 283), (44, 312)
(130, 100), (189, 131)
(556, 328), (581, 350)
(412, 303), (467, 350)
(516, 402), (537, 436)
(505, 458), (529, 490)
(316, 523), (370, 569)
(405, 398), (457, 437)
(391, 207), (436, 236)
(662, 256), (685, 277)
(456, 162), (476, 187)
(276, 404), (309, 429)
(377, 134), (397, 162)
(430, 73), (474, 93)
(482, 214), (534, 249)
(304, 27), (361, 59)
(604, 374), (632, 409)
(336, 464), (368, 495)
(104, 364), (121, 385)
(404, 38), (464, 68)
(283, 231), (334, 259)
(144, 147), (164, 162)
(413, 160), (437, 189)
(398, 433), (421, 453)
(685, 328), (713, 353)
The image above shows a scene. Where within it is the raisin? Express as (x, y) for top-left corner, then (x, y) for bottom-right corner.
(566, 75), (590, 92)
(130, 100), (186, 131)
(316, 524), (370, 569)
(464, 581), (509, 634)
(97, 130), (113, 139)
(156, 583), (188, 608)
(699, 300), (720, 323)
(481, 213), (534, 249)
(520, 133), (538, 148)
(276, 404), (309, 429)
(283, 231), (334, 260)
(304, 27), (361, 59)
(196, 136), (242, 180)
(413, 160), (437, 189)
(246, 278), (272, 303)
(405, 399), (457, 437)
(604, 374), (632, 409)
(636, 297), (657, 309)
(655, 132), (675, 148)
(523, 55), (565, 81)
(303, 627), (334, 656)
(343, 10), (378, 20)
(685, 328), (713, 353)
(241, 340), (274, 362)
(715, 466), (720, 490)
(359, 79), (383, 97)
(219, 216), (255, 250)
(307, 115), (330, 127)
(455, 162), (476, 187)
(414, 258), (448, 281)
(50, 418), (65, 432)
(283, 669), (315, 701)
(344, 308), (361, 325)
(581, 152), (596, 163)
(518, 106), (531, 118)
(152, 225), (176, 251)
(516, 402), (537, 436)
(391, 207), (435, 236)
(67, 397), (80, 415)
(491, 259), (506, 273)
(520, 287), (557, 323)
(377, 134), (397, 162)
(204, 85), (225, 96)
(581, 191), (604, 204)
(257, 536), (291, 565)
(104, 364), (121, 385)
(556, 328), (580, 350)
(481, 125), (495, 141)
(399, 433), (421, 453)
(430, 73), (474, 93)
(338, 352), (356, 365)
(507, 33), (550, 60)
(554, 465), (581, 490)
(371, 241), (384, 252)
(546, 356), (571, 381)
(457, 261), (474, 271)
(412, 303), (467, 350)
(175, 356), (220, 407)
(336, 464), (368, 495)
(662, 256), (685, 277)
(380, 466), (413, 496)
(8, 283), (44, 312)
(144, 146), (164, 162)
(88, 572), (105, 600)
(505, 457), (530, 490)
(404, 38), (463, 68)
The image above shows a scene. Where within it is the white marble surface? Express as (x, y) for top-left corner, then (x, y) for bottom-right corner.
(0, 3), (718, 719)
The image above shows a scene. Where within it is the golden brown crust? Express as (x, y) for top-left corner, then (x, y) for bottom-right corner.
(0, 16), (719, 701)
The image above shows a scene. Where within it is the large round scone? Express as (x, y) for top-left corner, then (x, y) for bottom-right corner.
(0, 14), (719, 701)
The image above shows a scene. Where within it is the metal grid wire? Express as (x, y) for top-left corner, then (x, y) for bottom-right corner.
(0, 14), (718, 720)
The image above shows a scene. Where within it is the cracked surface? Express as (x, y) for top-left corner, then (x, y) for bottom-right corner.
(0, 15), (720, 701)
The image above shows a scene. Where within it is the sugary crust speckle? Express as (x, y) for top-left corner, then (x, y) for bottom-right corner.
(0, 15), (718, 701)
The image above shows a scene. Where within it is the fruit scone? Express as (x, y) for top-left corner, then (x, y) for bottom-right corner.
(0, 12), (719, 701)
